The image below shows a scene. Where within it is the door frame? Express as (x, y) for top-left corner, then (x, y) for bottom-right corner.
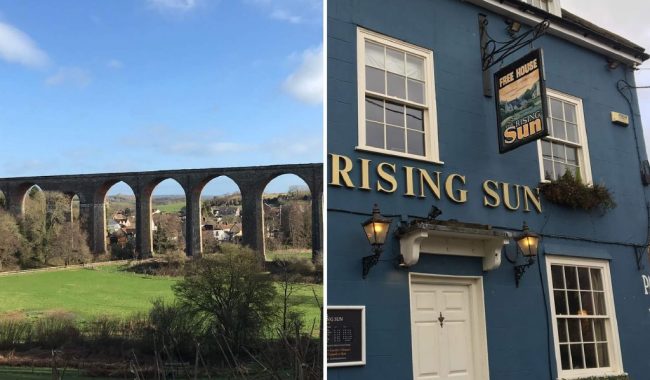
(408, 273), (490, 380)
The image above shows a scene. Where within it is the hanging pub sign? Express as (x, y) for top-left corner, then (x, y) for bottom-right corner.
(494, 49), (548, 153)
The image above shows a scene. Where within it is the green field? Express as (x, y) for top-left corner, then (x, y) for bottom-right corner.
(0, 264), (322, 325)
(153, 201), (186, 213)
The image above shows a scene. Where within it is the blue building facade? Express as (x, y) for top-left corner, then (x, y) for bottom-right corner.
(327, 0), (650, 379)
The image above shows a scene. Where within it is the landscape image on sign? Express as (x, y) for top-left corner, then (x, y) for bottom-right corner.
(498, 68), (542, 135)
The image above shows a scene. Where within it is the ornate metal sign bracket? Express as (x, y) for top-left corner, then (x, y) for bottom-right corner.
(479, 14), (550, 97)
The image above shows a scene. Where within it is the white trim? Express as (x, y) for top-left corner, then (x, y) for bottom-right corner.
(463, 0), (644, 67)
(545, 256), (625, 379)
(536, 89), (593, 185)
(326, 305), (367, 367)
(408, 273), (490, 380)
(357, 27), (441, 163)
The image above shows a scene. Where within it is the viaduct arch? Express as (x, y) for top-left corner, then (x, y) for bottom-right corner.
(0, 163), (323, 261)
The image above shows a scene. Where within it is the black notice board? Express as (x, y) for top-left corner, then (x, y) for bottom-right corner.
(327, 306), (365, 367)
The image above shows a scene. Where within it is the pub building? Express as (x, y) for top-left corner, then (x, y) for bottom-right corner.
(326, 0), (650, 379)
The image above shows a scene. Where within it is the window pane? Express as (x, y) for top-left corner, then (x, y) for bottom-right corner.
(566, 123), (578, 143)
(552, 118), (566, 140)
(407, 79), (425, 104)
(554, 290), (567, 315)
(568, 319), (581, 342)
(406, 54), (424, 80)
(565, 266), (578, 289)
(558, 319), (568, 342)
(366, 121), (384, 149)
(594, 319), (607, 341)
(366, 66), (385, 93)
(386, 48), (405, 75)
(597, 343), (610, 367)
(553, 143), (566, 161)
(566, 147), (578, 166)
(565, 103), (577, 123)
(578, 268), (591, 290)
(571, 344), (584, 369)
(387, 72), (406, 99)
(385, 101), (404, 126)
(590, 269), (603, 291)
(581, 319), (594, 342)
(406, 107), (424, 131)
(554, 162), (567, 179)
(386, 125), (405, 152)
(543, 159), (554, 180)
(567, 291), (580, 314)
(550, 98), (563, 119)
(365, 41), (385, 69)
(560, 344), (571, 370)
(366, 98), (384, 122)
(542, 140), (552, 159)
(580, 291), (594, 315)
(584, 343), (597, 368)
(551, 265), (564, 289)
(407, 130), (425, 156)
(594, 292), (606, 315)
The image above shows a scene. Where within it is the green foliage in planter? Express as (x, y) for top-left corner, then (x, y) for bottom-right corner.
(539, 171), (616, 212)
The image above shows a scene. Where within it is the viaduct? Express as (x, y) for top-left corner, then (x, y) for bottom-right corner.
(0, 163), (323, 261)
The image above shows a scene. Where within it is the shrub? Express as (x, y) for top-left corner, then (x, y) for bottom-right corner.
(172, 245), (277, 354)
(540, 171), (616, 212)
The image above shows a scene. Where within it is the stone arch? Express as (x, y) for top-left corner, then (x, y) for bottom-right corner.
(262, 174), (313, 261)
(197, 175), (242, 254)
(150, 178), (187, 255)
(101, 181), (137, 258)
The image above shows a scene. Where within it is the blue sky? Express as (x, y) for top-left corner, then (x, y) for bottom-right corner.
(0, 0), (322, 195)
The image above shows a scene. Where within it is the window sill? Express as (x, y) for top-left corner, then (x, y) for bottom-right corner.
(556, 370), (628, 380)
(355, 145), (444, 165)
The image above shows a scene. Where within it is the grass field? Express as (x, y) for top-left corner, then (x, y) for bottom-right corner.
(267, 249), (313, 261)
(153, 201), (186, 213)
(0, 264), (322, 325)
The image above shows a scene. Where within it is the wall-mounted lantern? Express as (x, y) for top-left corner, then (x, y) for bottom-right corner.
(505, 221), (540, 287)
(361, 204), (392, 279)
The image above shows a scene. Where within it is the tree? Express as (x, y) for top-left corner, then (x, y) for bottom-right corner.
(18, 190), (92, 267)
(0, 210), (25, 271)
(172, 245), (277, 353)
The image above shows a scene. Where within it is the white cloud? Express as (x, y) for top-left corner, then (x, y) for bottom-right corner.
(270, 9), (302, 24)
(245, 0), (321, 24)
(0, 21), (49, 68)
(282, 45), (323, 105)
(146, 0), (199, 12)
(45, 67), (92, 88)
(107, 59), (124, 69)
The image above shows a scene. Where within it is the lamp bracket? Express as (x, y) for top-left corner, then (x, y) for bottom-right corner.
(514, 257), (535, 287)
(362, 252), (381, 279)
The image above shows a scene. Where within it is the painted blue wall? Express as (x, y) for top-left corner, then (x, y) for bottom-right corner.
(327, 0), (650, 379)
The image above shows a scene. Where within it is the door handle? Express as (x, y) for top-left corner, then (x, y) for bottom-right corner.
(438, 312), (445, 328)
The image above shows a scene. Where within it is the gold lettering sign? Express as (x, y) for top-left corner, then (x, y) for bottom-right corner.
(328, 153), (542, 214)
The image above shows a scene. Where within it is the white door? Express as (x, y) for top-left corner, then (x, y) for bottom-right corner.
(410, 279), (480, 380)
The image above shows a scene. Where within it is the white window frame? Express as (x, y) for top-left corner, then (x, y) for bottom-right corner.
(522, 0), (562, 16)
(536, 89), (593, 184)
(546, 256), (625, 379)
(356, 27), (441, 163)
